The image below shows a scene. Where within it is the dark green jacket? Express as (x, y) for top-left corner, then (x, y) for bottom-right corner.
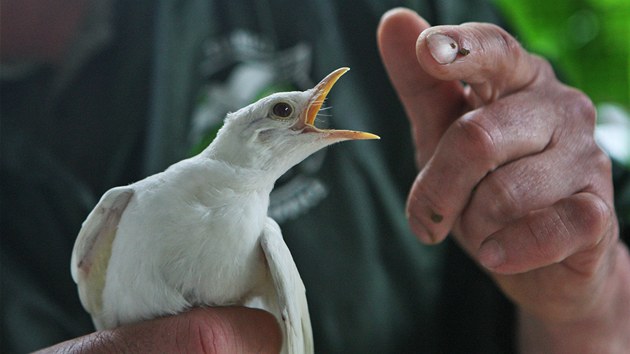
(2, 1), (628, 353)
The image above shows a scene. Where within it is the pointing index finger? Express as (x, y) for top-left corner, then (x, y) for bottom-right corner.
(377, 8), (468, 167)
(416, 23), (545, 104)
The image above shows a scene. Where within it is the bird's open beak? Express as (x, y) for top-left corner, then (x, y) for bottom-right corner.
(295, 67), (380, 141)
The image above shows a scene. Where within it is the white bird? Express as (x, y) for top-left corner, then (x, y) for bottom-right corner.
(70, 67), (378, 353)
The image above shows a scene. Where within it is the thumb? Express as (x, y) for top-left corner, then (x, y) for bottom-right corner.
(416, 22), (547, 105)
(35, 307), (282, 353)
(377, 8), (469, 168)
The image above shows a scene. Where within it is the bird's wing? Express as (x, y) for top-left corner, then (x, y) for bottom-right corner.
(70, 186), (134, 322)
(260, 217), (313, 354)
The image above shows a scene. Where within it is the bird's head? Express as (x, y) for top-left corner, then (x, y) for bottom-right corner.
(205, 67), (379, 178)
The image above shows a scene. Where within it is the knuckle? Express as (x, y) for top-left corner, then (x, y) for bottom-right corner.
(452, 113), (500, 165)
(529, 55), (555, 80)
(480, 171), (524, 222)
(569, 195), (611, 246)
(592, 148), (613, 176)
(496, 25), (522, 59)
(562, 88), (597, 128)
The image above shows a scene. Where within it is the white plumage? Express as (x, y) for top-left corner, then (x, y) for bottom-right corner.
(70, 67), (378, 353)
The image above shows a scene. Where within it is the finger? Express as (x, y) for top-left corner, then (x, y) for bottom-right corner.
(457, 137), (612, 253)
(416, 22), (550, 104)
(136, 307), (282, 353)
(405, 79), (599, 245)
(377, 8), (468, 167)
(477, 193), (613, 275)
(39, 307), (282, 353)
(406, 90), (556, 244)
(172, 307), (282, 353)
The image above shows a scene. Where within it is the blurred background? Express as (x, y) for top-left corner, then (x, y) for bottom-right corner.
(493, 0), (630, 165)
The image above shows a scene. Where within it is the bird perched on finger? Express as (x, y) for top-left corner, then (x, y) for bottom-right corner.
(70, 67), (378, 354)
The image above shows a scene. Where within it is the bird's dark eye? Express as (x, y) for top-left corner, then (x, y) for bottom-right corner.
(271, 102), (293, 119)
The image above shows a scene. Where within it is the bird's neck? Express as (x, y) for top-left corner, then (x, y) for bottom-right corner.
(200, 128), (289, 183)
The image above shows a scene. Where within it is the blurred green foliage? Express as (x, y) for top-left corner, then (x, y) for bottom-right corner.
(493, 0), (629, 109)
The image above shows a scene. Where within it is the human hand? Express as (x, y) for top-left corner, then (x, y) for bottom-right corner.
(377, 8), (630, 352)
(34, 307), (282, 353)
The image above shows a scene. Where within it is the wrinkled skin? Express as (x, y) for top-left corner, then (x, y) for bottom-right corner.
(377, 8), (630, 353)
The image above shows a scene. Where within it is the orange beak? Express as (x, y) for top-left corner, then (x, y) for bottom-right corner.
(297, 67), (380, 141)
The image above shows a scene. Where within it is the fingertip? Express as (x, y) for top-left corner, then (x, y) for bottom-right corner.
(378, 7), (424, 29)
(478, 238), (506, 270)
(406, 196), (451, 245)
(380, 7), (414, 21)
(408, 214), (437, 244)
(378, 7), (429, 47)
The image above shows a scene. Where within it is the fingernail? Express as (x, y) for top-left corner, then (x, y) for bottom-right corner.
(478, 239), (505, 269)
(427, 33), (458, 64)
